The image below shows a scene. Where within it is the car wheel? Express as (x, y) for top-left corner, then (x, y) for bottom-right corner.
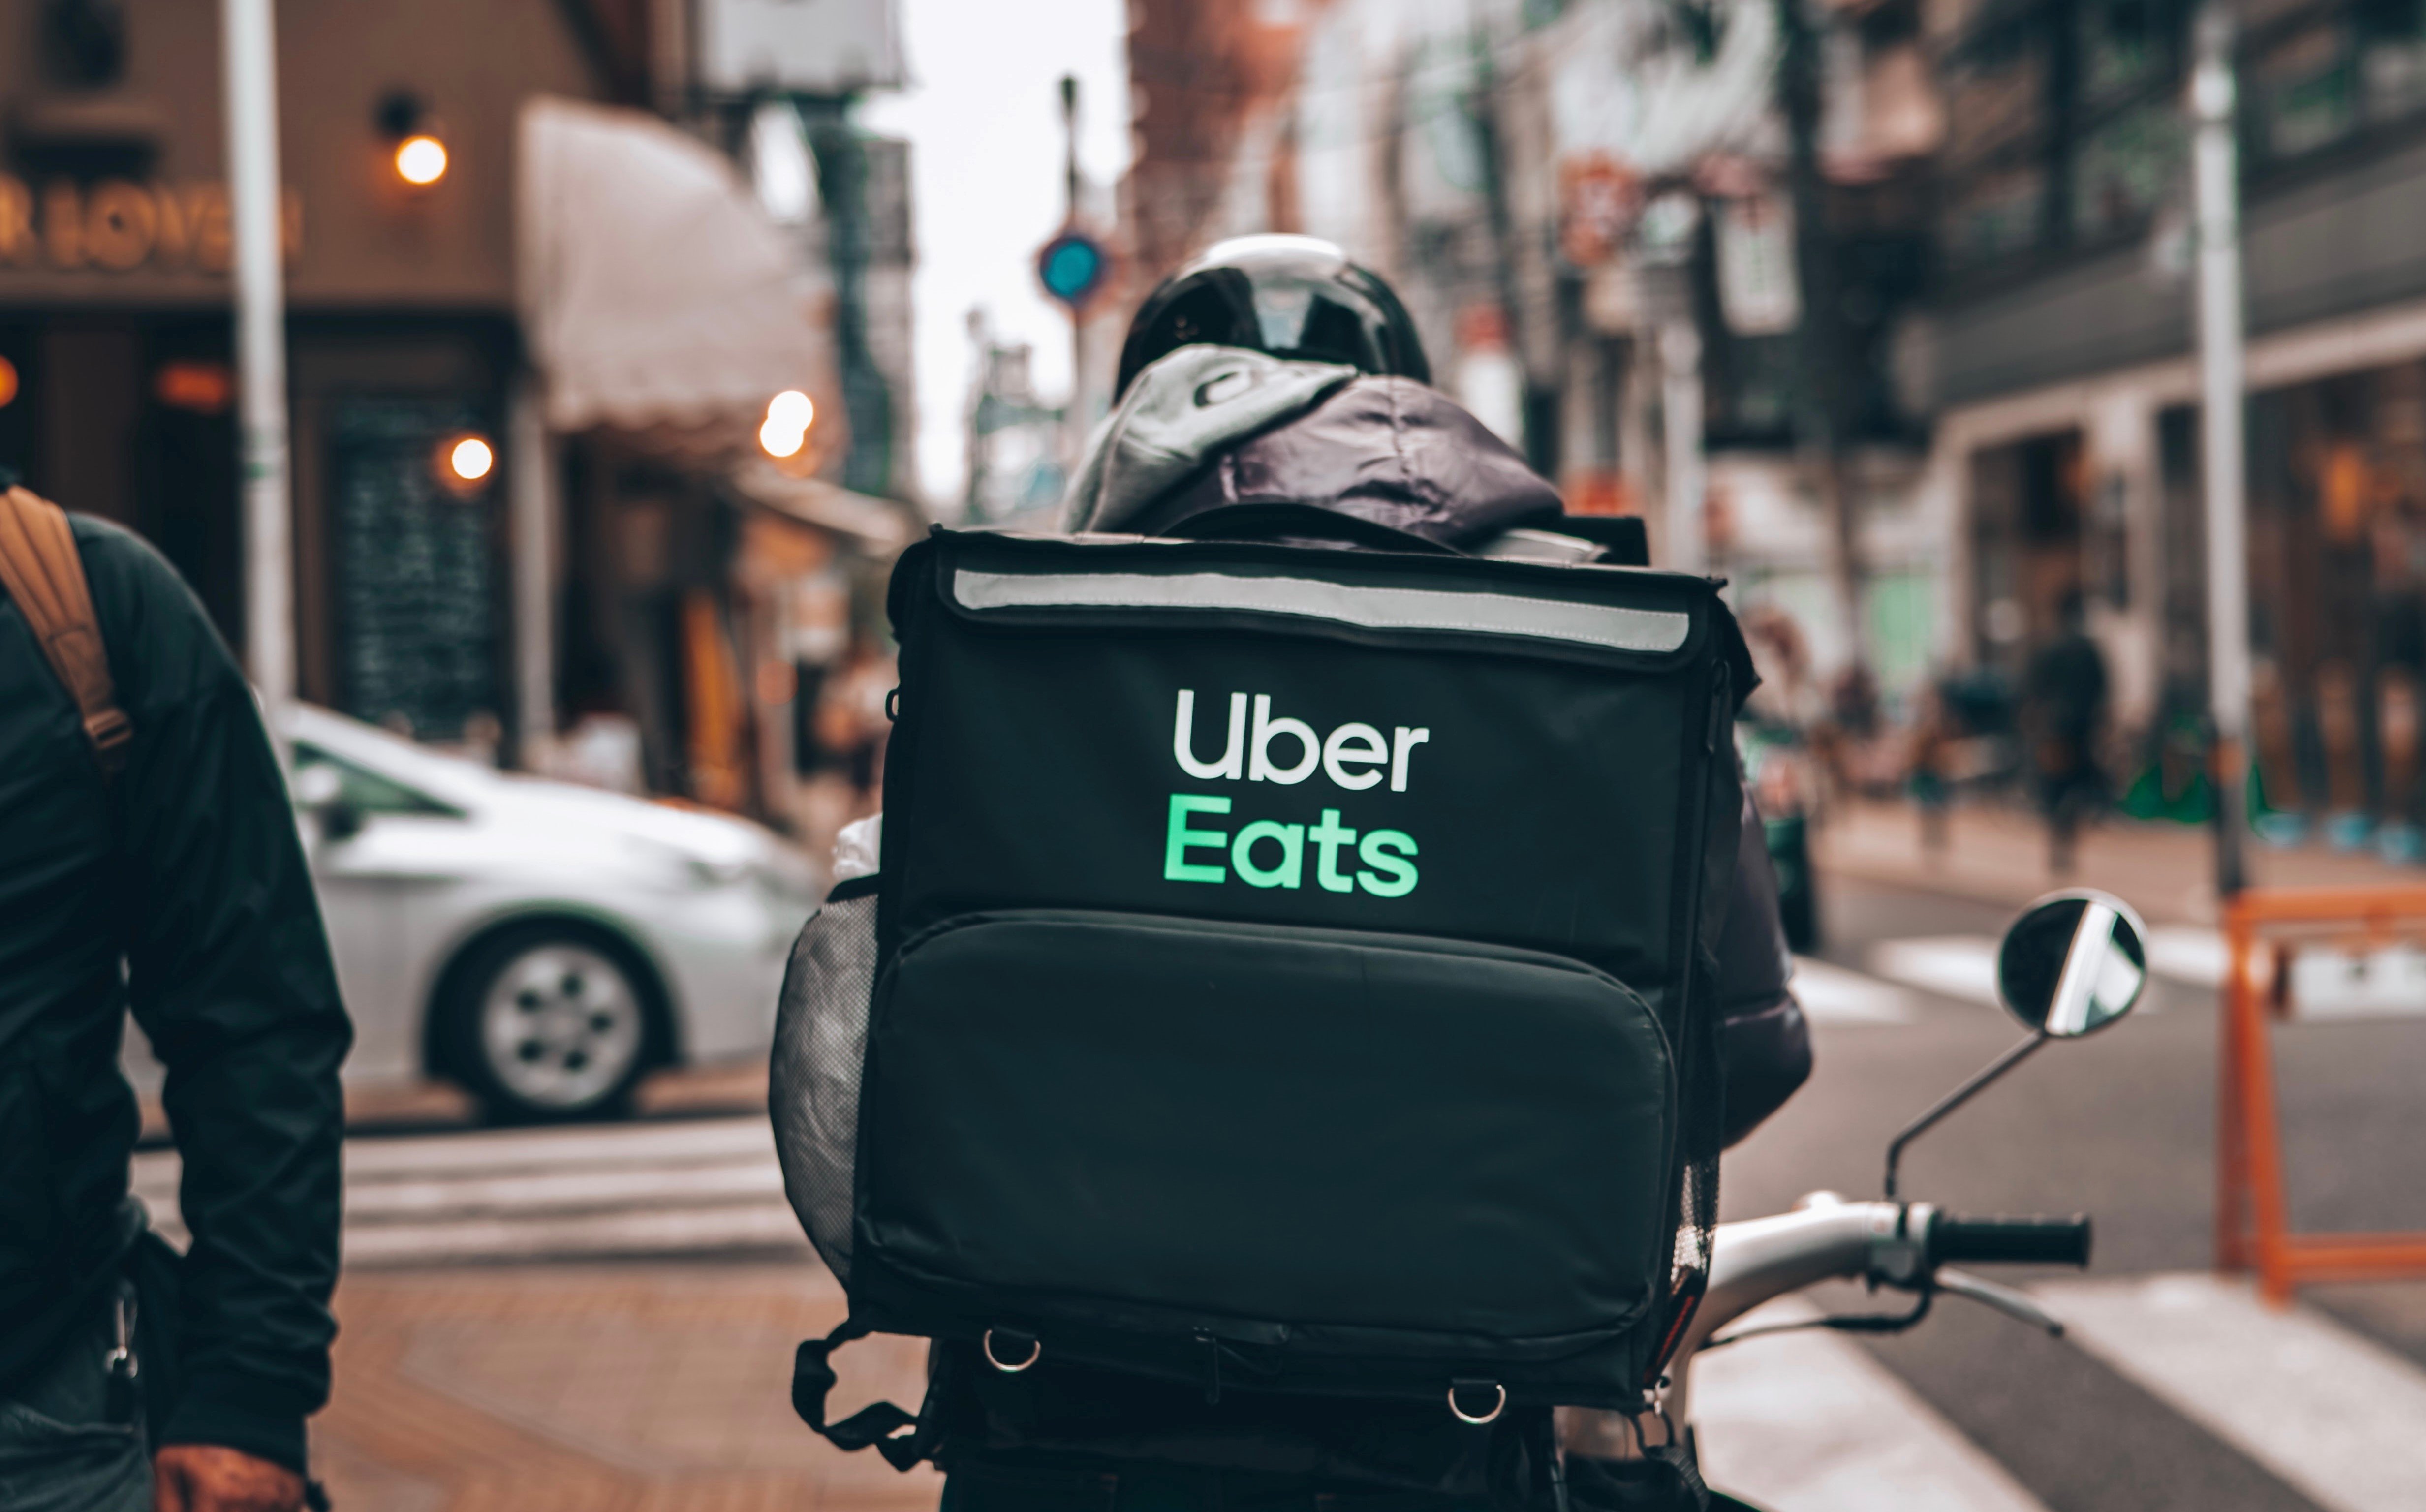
(438, 927), (655, 1123)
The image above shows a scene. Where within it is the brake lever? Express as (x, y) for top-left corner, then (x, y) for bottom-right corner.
(1703, 1288), (1933, 1350)
(1934, 1265), (2064, 1338)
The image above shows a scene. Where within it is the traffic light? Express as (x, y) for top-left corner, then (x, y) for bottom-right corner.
(1037, 229), (1108, 309)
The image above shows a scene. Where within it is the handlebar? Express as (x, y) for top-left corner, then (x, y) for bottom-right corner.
(1928, 1212), (2093, 1268)
(1567, 1198), (2095, 1463)
(1687, 1200), (2091, 1361)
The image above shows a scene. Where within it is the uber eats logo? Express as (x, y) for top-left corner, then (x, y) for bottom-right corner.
(1163, 689), (1426, 897)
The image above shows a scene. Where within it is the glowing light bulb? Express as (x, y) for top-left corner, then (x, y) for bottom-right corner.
(760, 390), (814, 458)
(449, 436), (494, 482)
(759, 418), (806, 459)
(768, 389), (814, 430)
(395, 135), (449, 186)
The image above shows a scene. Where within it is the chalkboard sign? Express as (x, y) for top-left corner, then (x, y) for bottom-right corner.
(330, 397), (496, 741)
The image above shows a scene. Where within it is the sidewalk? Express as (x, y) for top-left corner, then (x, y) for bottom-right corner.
(315, 1261), (939, 1512)
(1812, 799), (2426, 926)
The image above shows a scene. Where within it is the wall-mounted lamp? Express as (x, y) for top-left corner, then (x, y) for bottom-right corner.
(435, 431), (494, 494)
(0, 356), (18, 410)
(449, 434), (494, 481)
(154, 360), (233, 414)
(396, 135), (447, 186)
(378, 91), (448, 188)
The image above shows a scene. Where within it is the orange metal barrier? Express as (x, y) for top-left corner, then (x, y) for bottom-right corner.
(2217, 886), (2426, 1304)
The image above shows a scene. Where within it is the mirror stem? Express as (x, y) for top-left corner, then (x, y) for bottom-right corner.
(1883, 1031), (2050, 1199)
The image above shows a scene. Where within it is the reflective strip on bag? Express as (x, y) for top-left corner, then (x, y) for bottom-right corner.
(951, 567), (1692, 655)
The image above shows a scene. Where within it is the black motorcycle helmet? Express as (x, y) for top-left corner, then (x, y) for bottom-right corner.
(1115, 234), (1432, 400)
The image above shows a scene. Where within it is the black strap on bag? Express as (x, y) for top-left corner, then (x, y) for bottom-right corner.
(791, 1321), (933, 1471)
(1564, 1454), (1708, 1512)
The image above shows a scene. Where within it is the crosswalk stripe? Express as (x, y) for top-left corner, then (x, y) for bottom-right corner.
(1790, 957), (1918, 1024)
(2038, 1272), (2426, 1512)
(2144, 926), (2229, 988)
(340, 1202), (808, 1266)
(1690, 1299), (2051, 1512)
(2140, 923), (2426, 1017)
(133, 1114), (804, 1267)
(135, 1154), (790, 1217)
(336, 1115), (777, 1175)
(330, 1157), (787, 1222)
(1866, 936), (2003, 1008)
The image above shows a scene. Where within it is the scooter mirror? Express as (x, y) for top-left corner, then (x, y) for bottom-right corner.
(1995, 889), (2148, 1037)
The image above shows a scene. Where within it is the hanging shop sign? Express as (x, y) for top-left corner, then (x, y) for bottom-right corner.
(0, 176), (302, 275)
(1715, 192), (1801, 337)
(698, 0), (905, 94)
(1559, 154), (1641, 270)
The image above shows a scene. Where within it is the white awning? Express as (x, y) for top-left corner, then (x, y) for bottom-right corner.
(728, 459), (915, 552)
(518, 96), (831, 433)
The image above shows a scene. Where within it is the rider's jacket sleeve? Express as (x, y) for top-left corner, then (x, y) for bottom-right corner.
(1714, 784), (1812, 1146)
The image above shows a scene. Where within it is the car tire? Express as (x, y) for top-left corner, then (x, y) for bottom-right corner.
(436, 925), (659, 1124)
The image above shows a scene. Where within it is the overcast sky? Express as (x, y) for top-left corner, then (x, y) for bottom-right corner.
(862, 0), (1131, 508)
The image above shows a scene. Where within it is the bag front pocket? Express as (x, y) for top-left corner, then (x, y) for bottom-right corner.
(856, 911), (1676, 1350)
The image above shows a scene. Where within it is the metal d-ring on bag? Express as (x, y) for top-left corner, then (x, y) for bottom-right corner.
(1448, 1381), (1507, 1426)
(982, 1330), (1041, 1373)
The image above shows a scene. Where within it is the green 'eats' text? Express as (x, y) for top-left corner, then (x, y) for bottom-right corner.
(1165, 794), (1418, 897)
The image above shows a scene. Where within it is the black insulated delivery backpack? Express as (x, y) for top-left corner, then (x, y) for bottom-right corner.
(775, 526), (1750, 1465)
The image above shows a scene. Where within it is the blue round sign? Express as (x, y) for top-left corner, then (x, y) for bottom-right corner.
(1038, 230), (1109, 308)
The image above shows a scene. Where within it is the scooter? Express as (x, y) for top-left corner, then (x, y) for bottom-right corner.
(1560, 889), (2152, 1511)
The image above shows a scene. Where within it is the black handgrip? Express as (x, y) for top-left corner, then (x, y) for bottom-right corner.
(1929, 1213), (2093, 1267)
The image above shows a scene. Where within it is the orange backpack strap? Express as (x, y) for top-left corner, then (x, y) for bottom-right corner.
(0, 485), (132, 777)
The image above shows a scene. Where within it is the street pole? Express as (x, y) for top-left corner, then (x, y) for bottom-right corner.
(1662, 320), (1707, 577)
(1060, 74), (1082, 224)
(2193, 4), (2251, 896)
(1058, 74), (1086, 466)
(1470, 31), (1556, 478)
(222, 0), (293, 754)
(1780, 0), (1866, 670)
(509, 376), (555, 770)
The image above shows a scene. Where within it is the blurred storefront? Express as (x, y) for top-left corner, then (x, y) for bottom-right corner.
(515, 93), (909, 830)
(0, 0), (564, 721)
(2233, 364), (2426, 849)
(0, 0), (915, 830)
(1918, 0), (2426, 847)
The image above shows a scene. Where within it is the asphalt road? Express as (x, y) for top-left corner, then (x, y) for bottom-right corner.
(1711, 874), (2426, 1512)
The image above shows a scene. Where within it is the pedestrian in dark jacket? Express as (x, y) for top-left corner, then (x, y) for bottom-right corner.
(927, 238), (1811, 1512)
(2024, 589), (2111, 874)
(0, 500), (351, 1512)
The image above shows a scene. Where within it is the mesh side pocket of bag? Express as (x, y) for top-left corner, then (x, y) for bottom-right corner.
(771, 888), (878, 1283)
(1653, 969), (1724, 1378)
(1671, 1151), (1717, 1301)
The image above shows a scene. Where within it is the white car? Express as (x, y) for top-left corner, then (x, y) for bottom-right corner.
(280, 703), (821, 1121)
